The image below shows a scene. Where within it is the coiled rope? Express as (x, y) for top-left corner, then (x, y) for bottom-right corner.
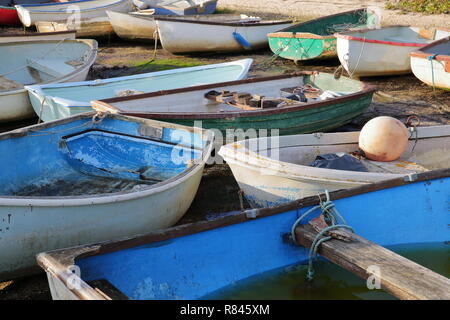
(291, 191), (354, 281)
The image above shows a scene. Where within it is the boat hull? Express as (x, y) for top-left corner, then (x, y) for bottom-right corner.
(35, 18), (113, 38)
(410, 36), (450, 90)
(156, 17), (292, 54)
(0, 113), (213, 281)
(107, 10), (157, 41)
(37, 170), (450, 300)
(26, 59), (252, 122)
(0, 30), (76, 43)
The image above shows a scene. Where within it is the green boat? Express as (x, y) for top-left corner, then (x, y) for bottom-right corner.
(267, 8), (380, 63)
(92, 72), (375, 141)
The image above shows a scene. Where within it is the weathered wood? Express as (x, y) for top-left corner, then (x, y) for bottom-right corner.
(295, 224), (450, 300)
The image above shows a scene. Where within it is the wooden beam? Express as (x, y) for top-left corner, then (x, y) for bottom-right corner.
(295, 224), (450, 300)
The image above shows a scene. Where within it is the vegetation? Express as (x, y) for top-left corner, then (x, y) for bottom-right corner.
(386, 0), (449, 14)
(134, 58), (205, 72)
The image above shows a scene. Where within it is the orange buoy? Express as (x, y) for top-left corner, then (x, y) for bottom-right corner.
(359, 116), (409, 162)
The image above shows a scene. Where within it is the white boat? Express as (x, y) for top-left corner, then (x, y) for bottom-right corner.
(133, 0), (217, 15)
(0, 39), (97, 122)
(155, 14), (292, 54)
(15, 0), (132, 27)
(25, 58), (252, 122)
(107, 11), (242, 42)
(218, 125), (450, 208)
(0, 112), (214, 281)
(335, 26), (450, 77)
(410, 36), (450, 90)
(0, 30), (76, 43)
(35, 17), (113, 38)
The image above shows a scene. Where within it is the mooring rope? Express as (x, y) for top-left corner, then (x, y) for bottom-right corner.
(427, 54), (438, 91)
(291, 190), (354, 281)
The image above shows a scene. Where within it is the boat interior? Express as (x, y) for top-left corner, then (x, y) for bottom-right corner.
(0, 116), (203, 197)
(99, 73), (364, 114)
(342, 26), (450, 44)
(419, 37), (450, 55)
(0, 40), (92, 91)
(253, 128), (450, 175)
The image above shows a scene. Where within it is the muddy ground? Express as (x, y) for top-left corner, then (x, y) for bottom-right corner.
(0, 11), (449, 299)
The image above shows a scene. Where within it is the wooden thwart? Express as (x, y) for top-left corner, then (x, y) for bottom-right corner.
(295, 224), (450, 300)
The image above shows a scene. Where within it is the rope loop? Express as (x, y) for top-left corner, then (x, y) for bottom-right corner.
(290, 190), (354, 281)
(92, 112), (107, 124)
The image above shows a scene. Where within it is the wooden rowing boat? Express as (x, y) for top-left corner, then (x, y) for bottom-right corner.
(0, 39), (97, 122)
(219, 125), (450, 208)
(35, 17), (113, 38)
(15, 0), (132, 27)
(133, 0), (217, 15)
(0, 112), (213, 281)
(0, 30), (76, 43)
(410, 36), (450, 90)
(91, 72), (375, 140)
(335, 26), (450, 77)
(36, 169), (450, 299)
(267, 8), (380, 62)
(25, 59), (252, 122)
(155, 14), (293, 54)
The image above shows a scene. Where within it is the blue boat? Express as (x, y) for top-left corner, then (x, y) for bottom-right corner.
(0, 112), (213, 281)
(37, 169), (449, 299)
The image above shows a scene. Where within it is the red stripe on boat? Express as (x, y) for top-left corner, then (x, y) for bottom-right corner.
(0, 7), (21, 26)
(334, 33), (426, 47)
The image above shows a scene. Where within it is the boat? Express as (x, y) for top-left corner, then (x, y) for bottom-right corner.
(36, 168), (450, 299)
(133, 0), (217, 15)
(219, 125), (450, 208)
(335, 26), (450, 77)
(0, 30), (76, 43)
(25, 58), (252, 122)
(0, 39), (97, 122)
(0, 111), (214, 281)
(267, 8), (380, 62)
(91, 72), (375, 140)
(35, 17), (113, 38)
(410, 36), (450, 90)
(15, 0), (132, 27)
(155, 14), (293, 54)
(0, 0), (51, 26)
(107, 11), (242, 42)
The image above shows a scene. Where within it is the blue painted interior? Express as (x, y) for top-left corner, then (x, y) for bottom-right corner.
(75, 176), (450, 299)
(0, 116), (202, 196)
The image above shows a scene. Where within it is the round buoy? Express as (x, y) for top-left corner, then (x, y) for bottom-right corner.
(359, 116), (409, 162)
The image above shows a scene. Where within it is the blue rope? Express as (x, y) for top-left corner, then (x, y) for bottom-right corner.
(427, 54), (438, 90)
(291, 191), (355, 281)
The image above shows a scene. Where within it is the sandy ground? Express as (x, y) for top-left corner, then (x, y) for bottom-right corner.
(0, 4), (449, 300)
(217, 0), (450, 28)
